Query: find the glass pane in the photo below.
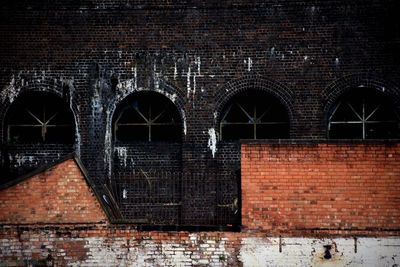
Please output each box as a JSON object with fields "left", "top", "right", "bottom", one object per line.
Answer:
{"left": 366, "top": 122, "right": 400, "bottom": 139}
{"left": 329, "top": 124, "right": 363, "bottom": 139}
{"left": 152, "top": 125, "right": 181, "bottom": 141}
{"left": 257, "top": 124, "right": 289, "bottom": 139}
{"left": 113, "top": 92, "right": 182, "bottom": 142}
{"left": 367, "top": 105, "right": 398, "bottom": 122}
{"left": 6, "top": 92, "right": 75, "bottom": 144}
{"left": 118, "top": 107, "right": 147, "bottom": 123}
{"left": 221, "top": 124, "right": 253, "bottom": 140}
{"left": 46, "top": 126, "right": 75, "bottom": 143}
{"left": 224, "top": 104, "right": 251, "bottom": 123}
{"left": 116, "top": 125, "right": 148, "bottom": 141}
{"left": 8, "top": 109, "right": 39, "bottom": 124}
{"left": 9, "top": 126, "right": 42, "bottom": 143}
{"left": 331, "top": 102, "right": 361, "bottom": 122}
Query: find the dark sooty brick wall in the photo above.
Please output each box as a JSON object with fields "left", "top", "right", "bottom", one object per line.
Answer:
{"left": 0, "top": 0, "right": 399, "bottom": 225}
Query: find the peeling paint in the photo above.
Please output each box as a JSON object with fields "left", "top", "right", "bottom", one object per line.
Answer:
{"left": 117, "top": 79, "right": 137, "bottom": 99}
{"left": 239, "top": 237, "right": 400, "bottom": 267}
{"left": 9, "top": 154, "right": 36, "bottom": 167}
{"left": 207, "top": 128, "right": 217, "bottom": 158}
{"left": 154, "top": 89, "right": 177, "bottom": 103}
{"left": 0, "top": 235, "right": 399, "bottom": 266}
{"left": 0, "top": 75, "right": 20, "bottom": 103}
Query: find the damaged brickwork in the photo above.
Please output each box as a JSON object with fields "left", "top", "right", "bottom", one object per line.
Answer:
{"left": 1, "top": 227, "right": 399, "bottom": 266}
{"left": 0, "top": 0, "right": 400, "bottom": 265}
{"left": 0, "top": 145, "right": 399, "bottom": 265}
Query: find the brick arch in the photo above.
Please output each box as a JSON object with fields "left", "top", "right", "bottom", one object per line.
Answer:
{"left": 103, "top": 79, "right": 187, "bottom": 178}
{"left": 108, "top": 79, "right": 187, "bottom": 133}
{"left": 322, "top": 73, "right": 400, "bottom": 132}
{"left": 0, "top": 78, "right": 79, "bottom": 145}
{"left": 214, "top": 75, "right": 294, "bottom": 135}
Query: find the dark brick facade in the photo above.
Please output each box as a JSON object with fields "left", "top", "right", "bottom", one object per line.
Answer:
{"left": 1, "top": 0, "right": 399, "bottom": 226}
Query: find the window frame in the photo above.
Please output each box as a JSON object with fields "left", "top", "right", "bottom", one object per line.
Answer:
{"left": 5, "top": 92, "right": 75, "bottom": 144}
{"left": 219, "top": 90, "right": 290, "bottom": 141}
{"left": 113, "top": 92, "right": 182, "bottom": 143}
{"left": 328, "top": 88, "right": 400, "bottom": 140}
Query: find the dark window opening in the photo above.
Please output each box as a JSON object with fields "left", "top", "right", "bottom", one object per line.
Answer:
{"left": 5, "top": 92, "right": 75, "bottom": 144}
{"left": 114, "top": 92, "right": 182, "bottom": 142}
{"left": 220, "top": 90, "right": 290, "bottom": 140}
{"left": 328, "top": 88, "right": 400, "bottom": 139}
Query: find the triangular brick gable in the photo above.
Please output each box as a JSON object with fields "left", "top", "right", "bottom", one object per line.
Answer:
{"left": 0, "top": 158, "right": 108, "bottom": 224}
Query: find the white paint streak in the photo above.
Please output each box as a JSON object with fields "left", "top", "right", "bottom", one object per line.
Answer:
{"left": 64, "top": 78, "right": 81, "bottom": 157}
{"left": 181, "top": 109, "right": 187, "bottom": 135}
{"left": 134, "top": 66, "right": 138, "bottom": 90}
{"left": 207, "top": 128, "right": 217, "bottom": 158}
{"left": 122, "top": 189, "right": 127, "bottom": 199}
{"left": 193, "top": 73, "right": 196, "bottom": 97}
{"left": 115, "top": 147, "right": 128, "bottom": 168}
{"left": 244, "top": 57, "right": 253, "bottom": 72}
{"left": 195, "top": 56, "right": 201, "bottom": 75}
{"left": 174, "top": 62, "right": 178, "bottom": 80}
{"left": 104, "top": 109, "right": 113, "bottom": 178}
{"left": 153, "top": 62, "right": 160, "bottom": 91}
{"left": 187, "top": 67, "right": 191, "bottom": 98}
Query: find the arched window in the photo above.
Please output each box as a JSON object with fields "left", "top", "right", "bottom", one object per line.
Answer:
{"left": 220, "top": 90, "right": 289, "bottom": 140}
{"left": 113, "top": 92, "right": 181, "bottom": 142}
{"left": 328, "top": 88, "right": 400, "bottom": 139}
{"left": 5, "top": 92, "right": 75, "bottom": 144}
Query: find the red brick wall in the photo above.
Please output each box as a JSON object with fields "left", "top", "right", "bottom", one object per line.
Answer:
{"left": 0, "top": 159, "right": 107, "bottom": 224}
{"left": 241, "top": 143, "right": 400, "bottom": 233}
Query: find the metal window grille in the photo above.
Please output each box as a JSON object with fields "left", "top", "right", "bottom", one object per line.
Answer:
{"left": 114, "top": 92, "right": 181, "bottom": 142}
{"left": 220, "top": 91, "right": 289, "bottom": 140}
{"left": 111, "top": 170, "right": 240, "bottom": 227}
{"left": 5, "top": 93, "right": 74, "bottom": 144}
{"left": 328, "top": 88, "right": 400, "bottom": 139}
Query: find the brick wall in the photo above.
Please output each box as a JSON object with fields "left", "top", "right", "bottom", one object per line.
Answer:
{"left": 1, "top": 0, "right": 399, "bottom": 186}
{"left": 1, "top": 1, "right": 400, "bottom": 224}
{"left": 0, "top": 158, "right": 106, "bottom": 224}
{"left": 241, "top": 142, "right": 400, "bottom": 233}
{"left": 1, "top": 226, "right": 399, "bottom": 266}
{"left": 0, "top": 146, "right": 400, "bottom": 265}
